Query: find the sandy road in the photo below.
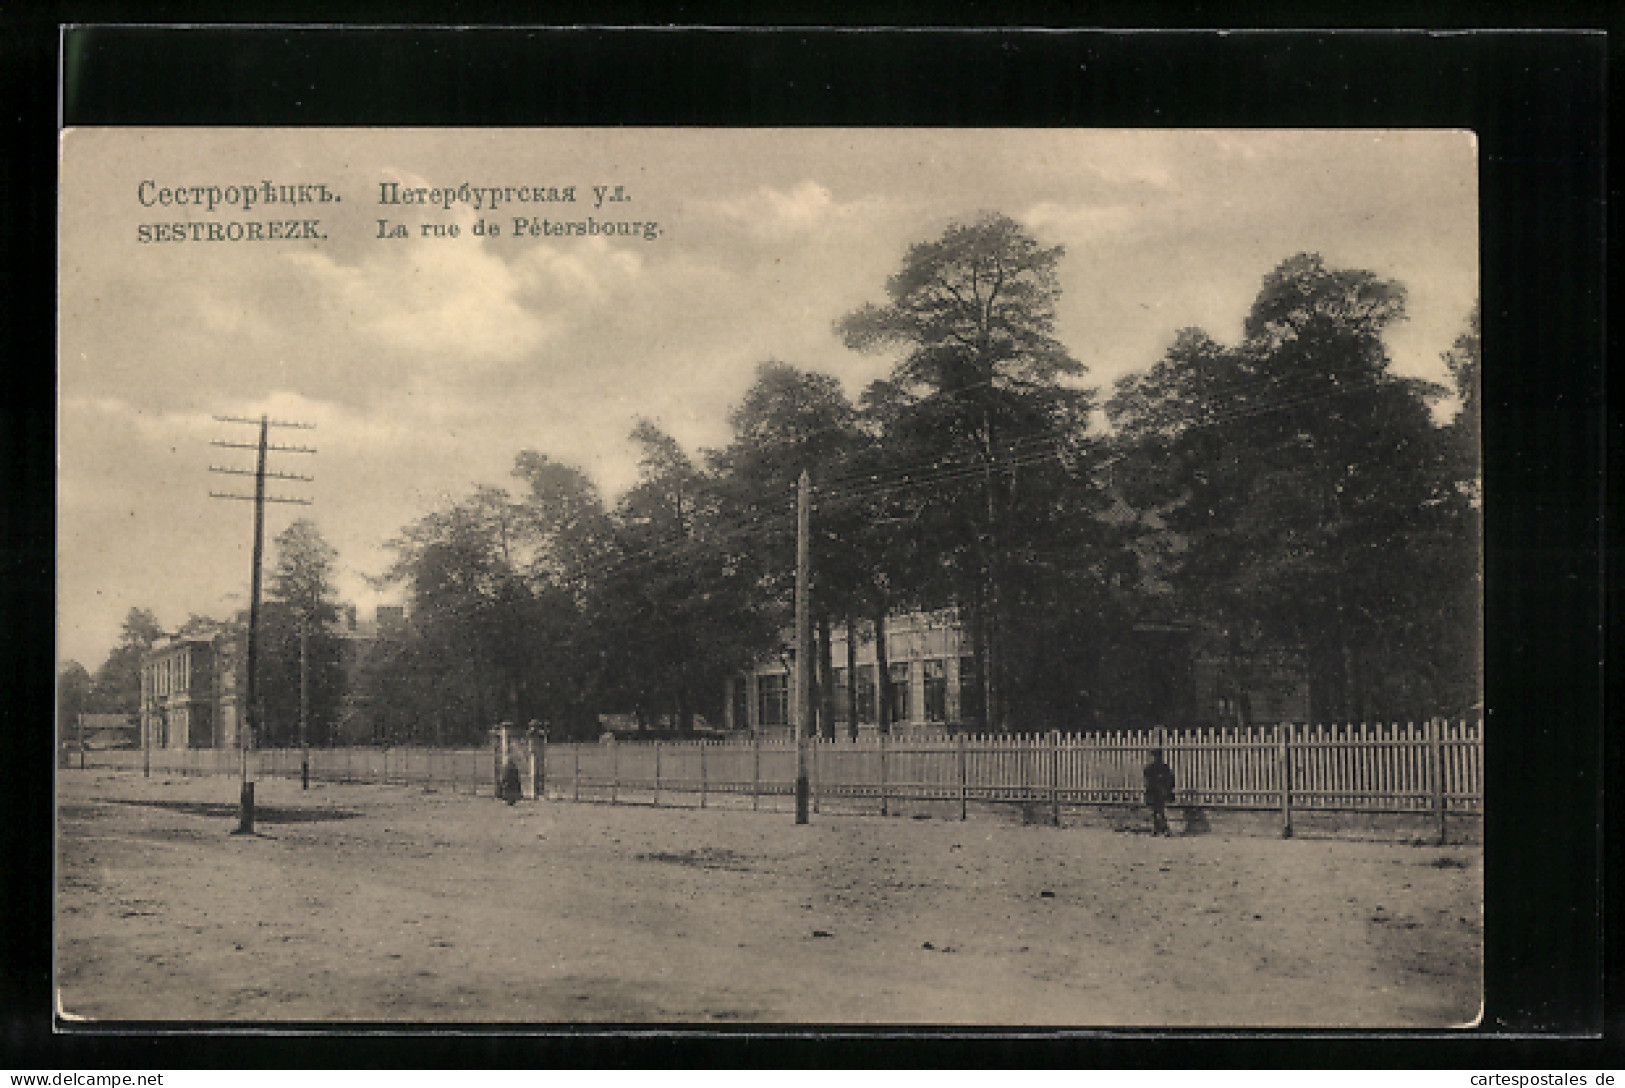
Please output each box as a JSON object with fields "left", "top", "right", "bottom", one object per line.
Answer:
{"left": 55, "top": 769, "right": 1481, "bottom": 1026}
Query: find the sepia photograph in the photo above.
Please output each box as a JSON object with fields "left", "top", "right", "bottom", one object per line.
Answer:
{"left": 56, "top": 126, "right": 1484, "bottom": 1028}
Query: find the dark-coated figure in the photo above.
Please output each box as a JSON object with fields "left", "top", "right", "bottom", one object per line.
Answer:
{"left": 1143, "top": 748, "right": 1176, "bottom": 836}
{"left": 500, "top": 759, "right": 524, "bottom": 805}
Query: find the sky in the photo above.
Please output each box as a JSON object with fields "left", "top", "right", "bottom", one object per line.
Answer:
{"left": 57, "top": 128, "right": 1478, "bottom": 671}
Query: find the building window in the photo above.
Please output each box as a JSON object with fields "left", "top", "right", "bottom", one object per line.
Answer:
{"left": 888, "top": 661, "right": 910, "bottom": 725}
{"left": 757, "top": 673, "right": 788, "bottom": 729}
{"left": 832, "top": 667, "right": 850, "bottom": 723}
{"left": 923, "top": 659, "right": 948, "bottom": 723}
{"left": 959, "top": 655, "right": 984, "bottom": 727}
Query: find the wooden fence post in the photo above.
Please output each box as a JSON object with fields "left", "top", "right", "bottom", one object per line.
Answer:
{"left": 752, "top": 732, "right": 761, "bottom": 811}
{"left": 573, "top": 742, "right": 581, "bottom": 803}
{"left": 699, "top": 740, "right": 708, "bottom": 809}
{"left": 1428, "top": 716, "right": 1447, "bottom": 845}
{"left": 1278, "top": 722, "right": 1294, "bottom": 839}
{"left": 654, "top": 741, "right": 662, "bottom": 807}
{"left": 879, "top": 732, "right": 889, "bottom": 817}
{"left": 1050, "top": 729, "right": 1062, "bottom": 827}
{"left": 957, "top": 732, "right": 968, "bottom": 821}
{"left": 811, "top": 739, "right": 820, "bottom": 815}
{"left": 610, "top": 736, "right": 619, "bottom": 805}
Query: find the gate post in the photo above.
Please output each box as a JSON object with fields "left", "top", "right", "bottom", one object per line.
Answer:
{"left": 493, "top": 724, "right": 509, "bottom": 799}
{"left": 958, "top": 731, "right": 968, "bottom": 821}
{"left": 878, "top": 732, "right": 889, "bottom": 817}
{"left": 1278, "top": 722, "right": 1294, "bottom": 839}
{"left": 1050, "top": 729, "right": 1062, "bottom": 827}
{"left": 1428, "top": 716, "right": 1447, "bottom": 845}
{"left": 528, "top": 725, "right": 541, "bottom": 801}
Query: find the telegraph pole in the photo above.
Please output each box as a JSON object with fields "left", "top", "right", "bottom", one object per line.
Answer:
{"left": 211, "top": 414, "right": 315, "bottom": 833}
{"left": 794, "top": 469, "right": 812, "bottom": 824}
{"left": 300, "top": 620, "right": 310, "bottom": 790}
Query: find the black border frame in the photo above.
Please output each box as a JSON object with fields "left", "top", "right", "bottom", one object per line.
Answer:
{"left": 4, "top": 17, "right": 1611, "bottom": 1069}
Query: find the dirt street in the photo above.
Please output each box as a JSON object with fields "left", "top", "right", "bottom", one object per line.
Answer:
{"left": 55, "top": 769, "right": 1482, "bottom": 1026}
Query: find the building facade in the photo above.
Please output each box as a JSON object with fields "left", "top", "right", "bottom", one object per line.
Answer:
{"left": 731, "top": 609, "right": 1310, "bottom": 736}
{"left": 140, "top": 634, "right": 242, "bottom": 750}
{"left": 136, "top": 606, "right": 410, "bottom": 751}
{"left": 728, "top": 610, "right": 975, "bottom": 735}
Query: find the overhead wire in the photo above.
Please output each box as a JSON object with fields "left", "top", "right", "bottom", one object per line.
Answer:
{"left": 394, "top": 364, "right": 1417, "bottom": 597}
{"left": 813, "top": 368, "right": 1400, "bottom": 507}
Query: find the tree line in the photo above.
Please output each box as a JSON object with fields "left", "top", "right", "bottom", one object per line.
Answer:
{"left": 59, "top": 214, "right": 1481, "bottom": 744}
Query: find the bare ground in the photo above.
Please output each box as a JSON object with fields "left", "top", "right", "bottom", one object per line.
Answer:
{"left": 55, "top": 768, "right": 1482, "bottom": 1027}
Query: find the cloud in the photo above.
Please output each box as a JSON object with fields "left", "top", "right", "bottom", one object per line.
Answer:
{"left": 1022, "top": 201, "right": 1146, "bottom": 241}
{"left": 287, "top": 234, "right": 559, "bottom": 370}
{"left": 691, "top": 180, "right": 894, "bottom": 242}
{"left": 510, "top": 235, "right": 647, "bottom": 308}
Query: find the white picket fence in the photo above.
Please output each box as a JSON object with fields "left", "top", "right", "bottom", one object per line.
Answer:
{"left": 84, "top": 745, "right": 498, "bottom": 793}
{"left": 543, "top": 721, "right": 1482, "bottom": 829}
{"left": 85, "top": 720, "right": 1481, "bottom": 835}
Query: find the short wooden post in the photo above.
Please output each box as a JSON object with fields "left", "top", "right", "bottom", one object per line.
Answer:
{"left": 699, "top": 741, "right": 708, "bottom": 809}
{"left": 492, "top": 728, "right": 503, "bottom": 798}
{"left": 752, "top": 732, "right": 761, "bottom": 811}
{"left": 654, "top": 741, "right": 662, "bottom": 806}
{"left": 610, "top": 736, "right": 619, "bottom": 805}
{"left": 1278, "top": 722, "right": 1294, "bottom": 839}
{"left": 78, "top": 713, "right": 85, "bottom": 770}
{"left": 957, "top": 732, "right": 968, "bottom": 821}
{"left": 1048, "top": 730, "right": 1064, "bottom": 825}
{"left": 573, "top": 742, "right": 581, "bottom": 803}
{"left": 879, "top": 732, "right": 889, "bottom": 817}
{"left": 1428, "top": 716, "right": 1447, "bottom": 845}
{"left": 529, "top": 729, "right": 541, "bottom": 801}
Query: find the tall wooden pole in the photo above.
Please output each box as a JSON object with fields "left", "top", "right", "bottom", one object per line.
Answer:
{"left": 209, "top": 412, "right": 315, "bottom": 832}
{"left": 299, "top": 620, "right": 310, "bottom": 789}
{"left": 238, "top": 416, "right": 268, "bottom": 832}
{"left": 794, "top": 469, "right": 811, "bottom": 824}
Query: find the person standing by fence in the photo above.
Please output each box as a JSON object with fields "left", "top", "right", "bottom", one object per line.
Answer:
{"left": 500, "top": 759, "right": 523, "bottom": 805}
{"left": 1144, "top": 748, "right": 1175, "bottom": 837}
